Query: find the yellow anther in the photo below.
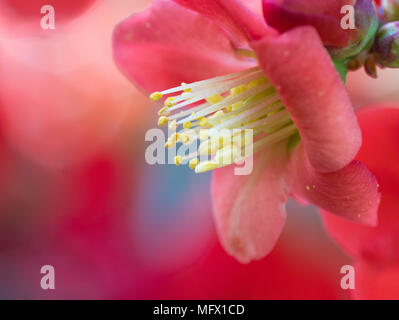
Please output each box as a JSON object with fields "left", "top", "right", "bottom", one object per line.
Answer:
{"left": 169, "top": 119, "right": 178, "bottom": 130}
{"left": 230, "top": 85, "right": 247, "bottom": 96}
{"left": 181, "top": 83, "right": 191, "bottom": 92}
{"left": 158, "top": 106, "right": 171, "bottom": 116}
{"left": 199, "top": 139, "right": 219, "bottom": 155}
{"left": 165, "top": 133, "right": 178, "bottom": 148}
{"left": 248, "top": 78, "right": 268, "bottom": 89}
{"left": 215, "top": 145, "right": 240, "bottom": 165}
{"left": 164, "top": 97, "right": 175, "bottom": 107}
{"left": 165, "top": 141, "right": 172, "bottom": 148}
{"left": 174, "top": 155, "right": 183, "bottom": 166}
{"left": 206, "top": 94, "right": 223, "bottom": 104}
{"left": 179, "top": 133, "right": 190, "bottom": 144}
{"left": 171, "top": 132, "right": 179, "bottom": 141}
{"left": 198, "top": 140, "right": 213, "bottom": 155}
{"left": 158, "top": 116, "right": 169, "bottom": 127}
{"left": 232, "top": 101, "right": 244, "bottom": 110}
{"left": 150, "top": 92, "right": 163, "bottom": 101}
{"left": 225, "top": 105, "right": 233, "bottom": 112}
{"left": 183, "top": 121, "right": 192, "bottom": 129}
{"left": 189, "top": 158, "right": 199, "bottom": 170}
{"left": 194, "top": 161, "right": 219, "bottom": 173}
{"left": 200, "top": 118, "right": 210, "bottom": 128}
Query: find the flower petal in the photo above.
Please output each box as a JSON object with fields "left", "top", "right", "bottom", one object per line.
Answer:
{"left": 173, "top": 0, "right": 270, "bottom": 44}
{"left": 291, "top": 144, "right": 380, "bottom": 226}
{"left": 322, "top": 106, "right": 399, "bottom": 264}
{"left": 262, "top": 0, "right": 353, "bottom": 47}
{"left": 251, "top": 26, "right": 362, "bottom": 173}
{"left": 211, "top": 142, "right": 292, "bottom": 264}
{"left": 113, "top": 0, "right": 255, "bottom": 93}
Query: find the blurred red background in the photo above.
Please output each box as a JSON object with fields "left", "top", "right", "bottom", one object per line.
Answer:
{"left": 0, "top": 0, "right": 398, "bottom": 300}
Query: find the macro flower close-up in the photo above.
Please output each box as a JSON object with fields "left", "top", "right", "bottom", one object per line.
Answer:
{"left": 113, "top": 0, "right": 382, "bottom": 264}
{"left": 1, "top": 0, "right": 399, "bottom": 305}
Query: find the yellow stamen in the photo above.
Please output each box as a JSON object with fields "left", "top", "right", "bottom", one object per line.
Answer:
{"left": 165, "top": 133, "right": 178, "bottom": 148}
{"left": 165, "top": 97, "right": 175, "bottom": 107}
{"left": 183, "top": 121, "right": 192, "bottom": 129}
{"left": 150, "top": 92, "right": 163, "bottom": 101}
{"left": 206, "top": 94, "right": 223, "bottom": 104}
{"left": 181, "top": 83, "right": 191, "bottom": 92}
{"left": 169, "top": 119, "right": 178, "bottom": 130}
{"left": 174, "top": 155, "right": 183, "bottom": 166}
{"left": 215, "top": 145, "right": 240, "bottom": 165}
{"left": 248, "top": 78, "right": 268, "bottom": 89}
{"left": 158, "top": 106, "right": 170, "bottom": 116}
{"left": 195, "top": 161, "right": 219, "bottom": 173}
{"left": 189, "top": 158, "right": 199, "bottom": 170}
{"left": 232, "top": 101, "right": 244, "bottom": 110}
{"left": 158, "top": 116, "right": 169, "bottom": 127}
{"left": 210, "top": 110, "right": 224, "bottom": 119}
{"left": 180, "top": 134, "right": 191, "bottom": 144}
{"left": 231, "top": 85, "right": 247, "bottom": 96}
{"left": 200, "top": 118, "right": 210, "bottom": 128}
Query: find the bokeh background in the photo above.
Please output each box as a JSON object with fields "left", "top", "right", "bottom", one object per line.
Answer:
{"left": 0, "top": 0, "right": 398, "bottom": 299}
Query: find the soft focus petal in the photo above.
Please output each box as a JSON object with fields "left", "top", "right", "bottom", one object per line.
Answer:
{"left": 353, "top": 261, "right": 399, "bottom": 299}
{"left": 0, "top": 1, "right": 146, "bottom": 168}
{"left": 323, "top": 107, "right": 399, "bottom": 264}
{"left": 113, "top": 0, "right": 254, "bottom": 93}
{"left": 291, "top": 144, "right": 380, "bottom": 226}
{"left": 262, "top": 0, "right": 353, "bottom": 47}
{"left": 1, "top": 0, "right": 96, "bottom": 20}
{"left": 211, "top": 142, "right": 292, "bottom": 264}
{"left": 252, "top": 26, "right": 362, "bottom": 173}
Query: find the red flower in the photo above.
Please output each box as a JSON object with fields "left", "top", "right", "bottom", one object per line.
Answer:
{"left": 113, "top": 0, "right": 380, "bottom": 263}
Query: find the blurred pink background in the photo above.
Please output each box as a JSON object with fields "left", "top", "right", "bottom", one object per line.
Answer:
{"left": 0, "top": 0, "right": 398, "bottom": 299}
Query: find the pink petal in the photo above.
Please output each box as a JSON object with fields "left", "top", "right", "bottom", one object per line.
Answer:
{"left": 113, "top": 0, "right": 255, "bottom": 93}
{"left": 251, "top": 26, "right": 362, "bottom": 173}
{"left": 291, "top": 144, "right": 380, "bottom": 226}
{"left": 322, "top": 106, "right": 399, "bottom": 264}
{"left": 262, "top": 0, "right": 353, "bottom": 47}
{"left": 211, "top": 142, "right": 292, "bottom": 263}
{"left": 173, "top": 0, "right": 270, "bottom": 44}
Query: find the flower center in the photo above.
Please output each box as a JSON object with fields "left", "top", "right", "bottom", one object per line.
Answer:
{"left": 150, "top": 67, "right": 298, "bottom": 173}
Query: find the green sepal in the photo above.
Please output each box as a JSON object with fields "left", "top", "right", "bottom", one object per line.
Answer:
{"left": 333, "top": 58, "right": 348, "bottom": 83}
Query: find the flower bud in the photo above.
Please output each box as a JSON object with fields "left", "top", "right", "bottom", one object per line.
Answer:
{"left": 374, "top": 21, "right": 399, "bottom": 68}
{"left": 330, "top": 0, "right": 379, "bottom": 59}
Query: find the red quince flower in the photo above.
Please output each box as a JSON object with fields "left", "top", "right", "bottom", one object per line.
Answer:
{"left": 113, "top": 0, "right": 380, "bottom": 263}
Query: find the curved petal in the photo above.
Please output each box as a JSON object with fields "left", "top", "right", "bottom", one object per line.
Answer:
{"left": 322, "top": 107, "right": 399, "bottom": 264}
{"left": 262, "top": 0, "right": 353, "bottom": 47}
{"left": 211, "top": 142, "right": 292, "bottom": 264}
{"left": 113, "top": 0, "right": 255, "bottom": 93}
{"left": 173, "top": 0, "right": 270, "bottom": 44}
{"left": 251, "top": 26, "right": 362, "bottom": 173}
{"left": 291, "top": 144, "right": 380, "bottom": 226}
